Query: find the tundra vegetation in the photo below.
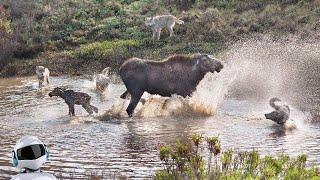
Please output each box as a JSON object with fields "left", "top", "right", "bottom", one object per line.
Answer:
{"left": 0, "top": 0, "right": 319, "bottom": 76}
{"left": 155, "top": 133, "right": 320, "bottom": 179}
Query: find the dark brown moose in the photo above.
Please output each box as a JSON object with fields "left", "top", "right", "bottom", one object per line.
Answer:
{"left": 119, "top": 53, "right": 224, "bottom": 117}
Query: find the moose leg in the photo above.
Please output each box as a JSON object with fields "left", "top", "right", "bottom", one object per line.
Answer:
{"left": 68, "top": 104, "right": 75, "bottom": 116}
{"left": 126, "top": 91, "right": 144, "bottom": 117}
{"left": 121, "top": 90, "right": 146, "bottom": 104}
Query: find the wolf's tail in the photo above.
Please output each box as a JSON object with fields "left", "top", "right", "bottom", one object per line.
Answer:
{"left": 174, "top": 17, "right": 184, "bottom": 24}
{"left": 269, "top": 97, "right": 282, "bottom": 110}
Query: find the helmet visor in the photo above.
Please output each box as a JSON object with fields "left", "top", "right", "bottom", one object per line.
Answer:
{"left": 17, "top": 144, "right": 46, "bottom": 160}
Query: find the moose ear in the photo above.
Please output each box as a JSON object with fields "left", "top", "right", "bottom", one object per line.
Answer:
{"left": 207, "top": 55, "right": 215, "bottom": 60}
{"left": 192, "top": 59, "right": 200, "bottom": 71}
{"left": 192, "top": 53, "right": 202, "bottom": 59}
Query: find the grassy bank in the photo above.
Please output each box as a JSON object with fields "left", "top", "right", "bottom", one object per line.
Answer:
{"left": 0, "top": 0, "right": 319, "bottom": 77}
{"left": 155, "top": 134, "right": 320, "bottom": 179}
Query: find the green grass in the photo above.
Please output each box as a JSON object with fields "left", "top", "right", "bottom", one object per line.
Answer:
{"left": 73, "top": 39, "right": 141, "bottom": 60}
{"left": 155, "top": 133, "right": 320, "bottom": 180}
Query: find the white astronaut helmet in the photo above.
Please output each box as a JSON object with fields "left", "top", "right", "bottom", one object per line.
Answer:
{"left": 12, "top": 136, "right": 49, "bottom": 171}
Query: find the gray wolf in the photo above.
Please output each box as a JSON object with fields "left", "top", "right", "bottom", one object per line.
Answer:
{"left": 95, "top": 67, "right": 110, "bottom": 92}
{"left": 49, "top": 87, "right": 98, "bottom": 116}
{"left": 265, "top": 97, "right": 290, "bottom": 124}
{"left": 119, "top": 53, "right": 223, "bottom": 116}
{"left": 145, "top": 15, "right": 184, "bottom": 41}
{"left": 36, "top": 66, "right": 50, "bottom": 88}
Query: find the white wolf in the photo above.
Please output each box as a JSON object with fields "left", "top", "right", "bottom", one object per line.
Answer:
{"left": 95, "top": 67, "right": 111, "bottom": 92}
{"left": 145, "top": 15, "right": 184, "bottom": 41}
{"left": 36, "top": 66, "right": 50, "bottom": 89}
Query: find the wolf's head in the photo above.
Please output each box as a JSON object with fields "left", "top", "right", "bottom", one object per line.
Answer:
{"left": 49, "top": 87, "right": 65, "bottom": 97}
{"left": 145, "top": 17, "right": 154, "bottom": 26}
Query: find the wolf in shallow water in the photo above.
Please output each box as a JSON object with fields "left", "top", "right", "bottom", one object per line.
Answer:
{"left": 265, "top": 97, "right": 290, "bottom": 124}
{"left": 145, "top": 15, "right": 184, "bottom": 42}
{"left": 36, "top": 66, "right": 50, "bottom": 88}
{"left": 95, "top": 67, "right": 111, "bottom": 92}
{"left": 49, "top": 87, "right": 98, "bottom": 116}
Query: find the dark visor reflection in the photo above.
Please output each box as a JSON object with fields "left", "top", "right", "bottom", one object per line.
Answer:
{"left": 17, "top": 144, "right": 45, "bottom": 160}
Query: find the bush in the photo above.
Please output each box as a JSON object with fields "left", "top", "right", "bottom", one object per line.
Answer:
{"left": 155, "top": 134, "right": 320, "bottom": 180}
{"left": 258, "top": 4, "right": 282, "bottom": 30}
{"left": 73, "top": 39, "right": 141, "bottom": 62}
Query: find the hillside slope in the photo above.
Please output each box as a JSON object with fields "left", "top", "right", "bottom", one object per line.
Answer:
{"left": 0, "top": 0, "right": 319, "bottom": 77}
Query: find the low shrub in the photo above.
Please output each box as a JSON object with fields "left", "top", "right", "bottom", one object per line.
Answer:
{"left": 73, "top": 39, "right": 141, "bottom": 61}
{"left": 155, "top": 134, "right": 320, "bottom": 180}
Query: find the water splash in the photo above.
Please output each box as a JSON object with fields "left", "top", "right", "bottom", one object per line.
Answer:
{"left": 225, "top": 36, "right": 320, "bottom": 107}
{"left": 105, "top": 35, "right": 320, "bottom": 118}
{"left": 188, "top": 35, "right": 320, "bottom": 115}
{"left": 188, "top": 60, "right": 241, "bottom": 115}
{"left": 137, "top": 95, "right": 185, "bottom": 117}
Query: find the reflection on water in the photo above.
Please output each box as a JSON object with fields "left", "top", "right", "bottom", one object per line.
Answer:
{"left": 0, "top": 76, "right": 319, "bottom": 179}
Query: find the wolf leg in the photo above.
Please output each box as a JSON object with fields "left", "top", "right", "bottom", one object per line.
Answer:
{"left": 168, "top": 25, "right": 174, "bottom": 37}
{"left": 156, "top": 29, "right": 161, "bottom": 40}
{"left": 82, "top": 104, "right": 94, "bottom": 115}
{"left": 90, "top": 105, "right": 98, "bottom": 113}
{"left": 152, "top": 30, "right": 157, "bottom": 42}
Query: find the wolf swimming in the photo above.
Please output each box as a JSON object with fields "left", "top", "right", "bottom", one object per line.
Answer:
{"left": 265, "top": 97, "right": 290, "bottom": 124}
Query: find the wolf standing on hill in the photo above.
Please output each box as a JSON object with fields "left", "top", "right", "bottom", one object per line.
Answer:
{"left": 145, "top": 15, "right": 184, "bottom": 42}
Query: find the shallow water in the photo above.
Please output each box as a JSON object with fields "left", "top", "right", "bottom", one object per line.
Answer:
{"left": 1, "top": 37, "right": 320, "bottom": 179}
{"left": 0, "top": 76, "right": 319, "bottom": 179}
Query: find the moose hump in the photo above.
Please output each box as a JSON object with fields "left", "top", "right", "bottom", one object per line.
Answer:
{"left": 119, "top": 53, "right": 224, "bottom": 116}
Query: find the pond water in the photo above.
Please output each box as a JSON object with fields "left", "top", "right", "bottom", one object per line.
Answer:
{"left": 0, "top": 75, "right": 319, "bottom": 179}
{"left": 0, "top": 38, "right": 319, "bottom": 179}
